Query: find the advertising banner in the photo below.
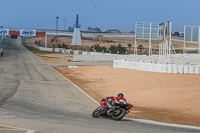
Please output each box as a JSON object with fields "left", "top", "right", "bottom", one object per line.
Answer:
{"left": 20, "top": 29, "right": 36, "bottom": 37}
{"left": 0, "top": 29, "right": 9, "bottom": 35}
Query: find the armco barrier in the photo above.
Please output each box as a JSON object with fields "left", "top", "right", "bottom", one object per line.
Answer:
{"left": 113, "top": 60, "right": 200, "bottom": 74}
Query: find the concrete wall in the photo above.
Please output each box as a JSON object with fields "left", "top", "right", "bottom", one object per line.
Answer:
{"left": 73, "top": 54, "right": 139, "bottom": 61}
{"left": 74, "top": 52, "right": 200, "bottom": 65}
{"left": 113, "top": 60, "right": 200, "bottom": 74}
{"left": 33, "top": 44, "right": 61, "bottom": 52}
{"left": 33, "top": 44, "right": 81, "bottom": 54}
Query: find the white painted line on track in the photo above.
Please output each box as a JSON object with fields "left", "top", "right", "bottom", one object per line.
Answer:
{"left": 22, "top": 41, "right": 200, "bottom": 130}
{"left": 0, "top": 125, "right": 35, "bottom": 133}
{"left": 125, "top": 118, "right": 200, "bottom": 130}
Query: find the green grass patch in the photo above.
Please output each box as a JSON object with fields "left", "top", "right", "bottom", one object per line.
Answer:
{"left": 21, "top": 37, "right": 30, "bottom": 47}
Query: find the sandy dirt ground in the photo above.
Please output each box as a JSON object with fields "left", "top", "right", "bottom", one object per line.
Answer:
{"left": 28, "top": 36, "right": 198, "bottom": 50}
{"left": 37, "top": 53, "right": 73, "bottom": 63}
{"left": 52, "top": 65, "right": 200, "bottom": 126}
{"left": 26, "top": 36, "right": 188, "bottom": 48}
{"left": 27, "top": 36, "right": 164, "bottom": 49}
{"left": 37, "top": 53, "right": 200, "bottom": 126}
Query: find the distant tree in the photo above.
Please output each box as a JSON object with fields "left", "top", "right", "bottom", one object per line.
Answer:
{"left": 117, "top": 44, "right": 126, "bottom": 54}
{"left": 87, "top": 27, "right": 101, "bottom": 32}
{"left": 108, "top": 45, "right": 117, "bottom": 54}
{"left": 94, "top": 27, "right": 101, "bottom": 32}
{"left": 68, "top": 26, "right": 74, "bottom": 32}
{"left": 95, "top": 44, "right": 101, "bottom": 52}
{"left": 127, "top": 43, "right": 132, "bottom": 51}
{"left": 101, "top": 46, "right": 107, "bottom": 52}
{"left": 62, "top": 43, "right": 68, "bottom": 49}
{"left": 137, "top": 44, "right": 144, "bottom": 52}
{"left": 91, "top": 44, "right": 107, "bottom": 52}
{"left": 87, "top": 27, "right": 92, "bottom": 30}
{"left": 105, "top": 29, "right": 121, "bottom": 33}
{"left": 58, "top": 43, "right": 62, "bottom": 48}
{"left": 108, "top": 44, "right": 126, "bottom": 54}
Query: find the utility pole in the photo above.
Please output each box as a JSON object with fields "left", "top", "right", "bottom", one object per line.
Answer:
{"left": 56, "top": 16, "right": 59, "bottom": 35}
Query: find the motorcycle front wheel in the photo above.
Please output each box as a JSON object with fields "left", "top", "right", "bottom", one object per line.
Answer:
{"left": 111, "top": 108, "right": 126, "bottom": 121}
{"left": 92, "top": 107, "right": 101, "bottom": 118}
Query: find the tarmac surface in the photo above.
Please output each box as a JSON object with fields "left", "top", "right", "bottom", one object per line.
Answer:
{"left": 0, "top": 37, "right": 199, "bottom": 133}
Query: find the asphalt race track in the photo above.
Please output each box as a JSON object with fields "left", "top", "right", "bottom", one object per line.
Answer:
{"left": 0, "top": 37, "right": 199, "bottom": 133}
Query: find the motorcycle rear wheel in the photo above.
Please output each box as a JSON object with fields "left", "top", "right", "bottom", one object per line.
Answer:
{"left": 111, "top": 108, "right": 126, "bottom": 121}
{"left": 92, "top": 107, "right": 101, "bottom": 118}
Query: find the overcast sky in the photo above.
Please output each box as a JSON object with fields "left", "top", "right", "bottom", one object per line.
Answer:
{"left": 0, "top": 0, "right": 199, "bottom": 32}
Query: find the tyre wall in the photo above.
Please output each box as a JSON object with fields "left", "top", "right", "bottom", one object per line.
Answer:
{"left": 113, "top": 60, "right": 200, "bottom": 74}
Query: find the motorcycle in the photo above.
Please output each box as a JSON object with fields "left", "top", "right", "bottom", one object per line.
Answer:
{"left": 92, "top": 98, "right": 133, "bottom": 120}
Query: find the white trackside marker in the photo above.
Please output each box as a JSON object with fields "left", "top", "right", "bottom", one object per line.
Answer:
{"left": 26, "top": 130, "right": 35, "bottom": 133}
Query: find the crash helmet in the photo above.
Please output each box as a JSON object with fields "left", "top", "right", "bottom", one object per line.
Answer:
{"left": 117, "top": 93, "right": 124, "bottom": 98}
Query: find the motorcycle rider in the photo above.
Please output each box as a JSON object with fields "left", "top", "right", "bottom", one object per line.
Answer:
{"left": 101, "top": 93, "right": 126, "bottom": 114}
{"left": 115, "top": 93, "right": 127, "bottom": 103}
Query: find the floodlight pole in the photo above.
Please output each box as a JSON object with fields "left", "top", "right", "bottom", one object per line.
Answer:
{"left": 134, "top": 36, "right": 137, "bottom": 55}
{"left": 161, "top": 42, "right": 163, "bottom": 63}
{"left": 159, "top": 42, "right": 161, "bottom": 63}
{"left": 191, "top": 26, "right": 193, "bottom": 42}
{"left": 168, "top": 21, "right": 172, "bottom": 64}
{"left": 149, "top": 22, "right": 152, "bottom": 56}
{"left": 198, "top": 26, "right": 200, "bottom": 54}
{"left": 134, "top": 22, "right": 137, "bottom": 55}
{"left": 183, "top": 25, "right": 186, "bottom": 54}
{"left": 45, "top": 33, "right": 47, "bottom": 48}
{"left": 163, "top": 23, "right": 166, "bottom": 56}
{"left": 56, "top": 16, "right": 59, "bottom": 35}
